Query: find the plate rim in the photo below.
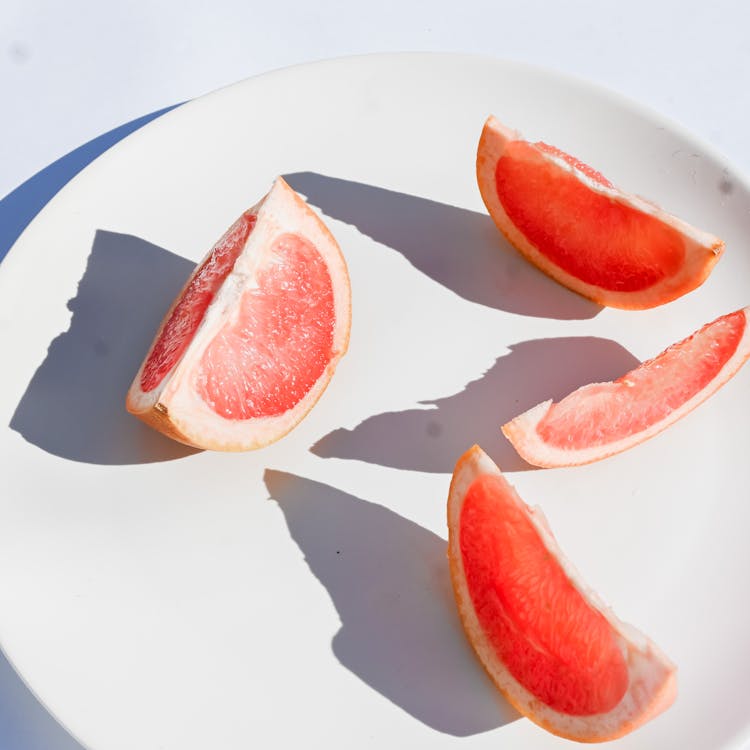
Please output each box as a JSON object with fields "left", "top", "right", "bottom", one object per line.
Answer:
{"left": 2, "top": 50, "right": 748, "bottom": 277}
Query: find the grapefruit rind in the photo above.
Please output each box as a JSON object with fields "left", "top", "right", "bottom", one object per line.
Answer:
{"left": 447, "top": 445, "right": 676, "bottom": 742}
{"left": 503, "top": 307, "right": 750, "bottom": 467}
{"left": 125, "top": 177, "right": 351, "bottom": 451}
{"left": 476, "top": 116, "right": 724, "bottom": 309}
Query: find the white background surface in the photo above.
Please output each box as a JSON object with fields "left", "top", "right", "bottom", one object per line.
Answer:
{"left": 1, "top": 2, "right": 749, "bottom": 749}
{"left": 3, "top": 0, "right": 750, "bottom": 199}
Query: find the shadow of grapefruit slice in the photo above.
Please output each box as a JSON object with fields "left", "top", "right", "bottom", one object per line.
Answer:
{"left": 126, "top": 177, "right": 351, "bottom": 451}
{"left": 448, "top": 445, "right": 676, "bottom": 742}
{"left": 503, "top": 306, "right": 750, "bottom": 467}
{"left": 476, "top": 116, "right": 724, "bottom": 309}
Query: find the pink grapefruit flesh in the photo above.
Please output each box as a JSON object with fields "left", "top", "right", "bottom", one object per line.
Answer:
{"left": 195, "top": 233, "right": 335, "bottom": 420}
{"left": 126, "top": 177, "right": 351, "bottom": 451}
{"left": 448, "top": 445, "right": 676, "bottom": 742}
{"left": 461, "top": 472, "right": 628, "bottom": 715}
{"left": 477, "top": 117, "right": 724, "bottom": 309}
{"left": 503, "top": 307, "right": 750, "bottom": 467}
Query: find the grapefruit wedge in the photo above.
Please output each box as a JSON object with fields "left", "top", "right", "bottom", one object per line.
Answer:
{"left": 503, "top": 306, "right": 750, "bottom": 467}
{"left": 448, "top": 445, "right": 676, "bottom": 742}
{"left": 477, "top": 116, "right": 724, "bottom": 309}
{"left": 126, "top": 177, "right": 351, "bottom": 451}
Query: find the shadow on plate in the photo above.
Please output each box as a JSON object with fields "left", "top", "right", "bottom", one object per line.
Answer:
{"left": 10, "top": 230, "right": 200, "bottom": 464}
{"left": 0, "top": 645, "right": 86, "bottom": 750}
{"left": 0, "top": 105, "right": 179, "bottom": 266}
{"left": 265, "top": 470, "right": 518, "bottom": 736}
{"left": 311, "top": 336, "right": 640, "bottom": 473}
{"left": 284, "top": 171, "right": 601, "bottom": 320}
{"left": 1, "top": 104, "right": 184, "bottom": 750}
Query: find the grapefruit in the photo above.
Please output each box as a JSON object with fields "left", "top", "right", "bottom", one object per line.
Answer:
{"left": 476, "top": 116, "right": 724, "bottom": 309}
{"left": 503, "top": 306, "right": 750, "bottom": 467}
{"left": 448, "top": 445, "right": 676, "bottom": 742}
{"left": 126, "top": 177, "right": 351, "bottom": 451}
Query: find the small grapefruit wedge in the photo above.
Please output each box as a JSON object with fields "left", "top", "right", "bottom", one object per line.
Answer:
{"left": 126, "top": 177, "right": 351, "bottom": 451}
{"left": 448, "top": 445, "right": 676, "bottom": 742}
{"left": 476, "top": 116, "right": 724, "bottom": 309}
{"left": 503, "top": 306, "right": 750, "bottom": 467}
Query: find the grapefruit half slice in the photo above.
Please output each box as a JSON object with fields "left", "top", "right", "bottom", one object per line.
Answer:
{"left": 476, "top": 116, "right": 724, "bottom": 309}
{"left": 126, "top": 177, "right": 351, "bottom": 451}
{"left": 503, "top": 306, "right": 750, "bottom": 467}
{"left": 448, "top": 445, "right": 676, "bottom": 742}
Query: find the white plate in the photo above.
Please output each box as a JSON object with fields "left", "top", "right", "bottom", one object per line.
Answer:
{"left": 1, "top": 54, "right": 749, "bottom": 750}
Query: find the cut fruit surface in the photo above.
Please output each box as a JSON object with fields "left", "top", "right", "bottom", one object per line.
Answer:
{"left": 503, "top": 306, "right": 750, "bottom": 467}
{"left": 476, "top": 116, "right": 724, "bottom": 309}
{"left": 448, "top": 445, "right": 676, "bottom": 742}
{"left": 126, "top": 177, "right": 351, "bottom": 451}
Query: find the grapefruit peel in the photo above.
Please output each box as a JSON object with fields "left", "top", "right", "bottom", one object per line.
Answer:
{"left": 448, "top": 445, "right": 676, "bottom": 742}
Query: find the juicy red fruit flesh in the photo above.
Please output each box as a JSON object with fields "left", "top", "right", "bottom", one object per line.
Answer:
{"left": 195, "top": 233, "right": 335, "bottom": 420}
{"left": 460, "top": 474, "right": 629, "bottom": 715}
{"left": 538, "top": 310, "right": 746, "bottom": 449}
{"left": 140, "top": 212, "right": 257, "bottom": 392}
{"left": 495, "top": 140, "right": 685, "bottom": 292}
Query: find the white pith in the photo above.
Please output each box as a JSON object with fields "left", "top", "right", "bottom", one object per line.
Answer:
{"left": 125, "top": 177, "right": 351, "bottom": 450}
{"left": 447, "top": 446, "right": 676, "bottom": 742}
{"left": 503, "top": 307, "right": 750, "bottom": 467}
{"left": 477, "top": 116, "right": 724, "bottom": 309}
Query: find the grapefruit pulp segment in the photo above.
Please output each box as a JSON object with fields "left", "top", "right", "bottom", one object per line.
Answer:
{"left": 460, "top": 473, "right": 628, "bottom": 715}
{"left": 476, "top": 116, "right": 724, "bottom": 309}
{"left": 126, "top": 177, "right": 351, "bottom": 451}
{"left": 196, "top": 232, "right": 335, "bottom": 420}
{"left": 496, "top": 140, "right": 685, "bottom": 292}
{"left": 448, "top": 446, "right": 676, "bottom": 742}
{"left": 503, "top": 306, "right": 750, "bottom": 467}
